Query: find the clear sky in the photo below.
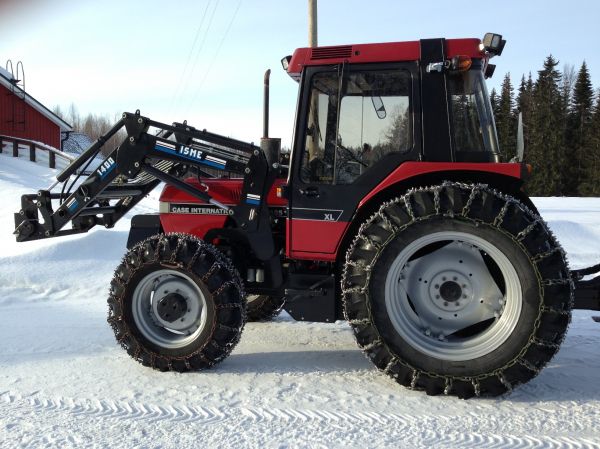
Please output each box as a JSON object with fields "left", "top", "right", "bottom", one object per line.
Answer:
{"left": 1, "top": 0, "right": 599, "bottom": 147}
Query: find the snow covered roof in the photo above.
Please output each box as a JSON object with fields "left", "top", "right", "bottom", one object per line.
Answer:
{"left": 0, "top": 66, "right": 14, "bottom": 80}
{"left": 0, "top": 67, "right": 72, "bottom": 132}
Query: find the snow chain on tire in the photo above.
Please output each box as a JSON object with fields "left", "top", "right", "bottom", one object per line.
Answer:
{"left": 107, "top": 233, "right": 246, "bottom": 372}
{"left": 341, "top": 182, "right": 573, "bottom": 398}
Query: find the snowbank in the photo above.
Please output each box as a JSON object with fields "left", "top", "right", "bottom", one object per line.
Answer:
{"left": 1, "top": 153, "right": 599, "bottom": 449}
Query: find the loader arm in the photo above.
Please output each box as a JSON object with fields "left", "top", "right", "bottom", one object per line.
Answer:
{"left": 14, "top": 111, "right": 276, "bottom": 252}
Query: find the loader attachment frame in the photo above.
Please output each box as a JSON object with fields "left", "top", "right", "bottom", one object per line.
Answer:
{"left": 14, "top": 111, "right": 279, "bottom": 262}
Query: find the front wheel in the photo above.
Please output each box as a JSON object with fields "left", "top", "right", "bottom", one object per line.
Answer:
{"left": 342, "top": 182, "right": 572, "bottom": 397}
{"left": 107, "top": 233, "right": 246, "bottom": 372}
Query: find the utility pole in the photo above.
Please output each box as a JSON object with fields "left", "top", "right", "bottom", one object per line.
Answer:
{"left": 307, "top": 0, "right": 320, "bottom": 165}
{"left": 308, "top": 0, "right": 317, "bottom": 47}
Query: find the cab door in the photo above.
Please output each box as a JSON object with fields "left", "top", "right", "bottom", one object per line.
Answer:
{"left": 288, "top": 63, "right": 420, "bottom": 260}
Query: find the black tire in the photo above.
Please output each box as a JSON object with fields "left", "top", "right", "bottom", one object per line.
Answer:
{"left": 107, "top": 233, "right": 246, "bottom": 372}
{"left": 341, "top": 182, "right": 572, "bottom": 398}
{"left": 246, "top": 295, "right": 284, "bottom": 322}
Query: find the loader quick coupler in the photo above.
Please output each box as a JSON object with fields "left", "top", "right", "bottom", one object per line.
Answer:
{"left": 14, "top": 190, "right": 55, "bottom": 241}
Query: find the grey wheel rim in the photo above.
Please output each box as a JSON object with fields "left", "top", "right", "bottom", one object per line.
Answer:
{"left": 384, "top": 231, "right": 523, "bottom": 361}
{"left": 132, "top": 269, "right": 209, "bottom": 349}
{"left": 247, "top": 295, "right": 263, "bottom": 305}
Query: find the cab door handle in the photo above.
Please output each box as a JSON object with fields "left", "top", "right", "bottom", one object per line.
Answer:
{"left": 299, "top": 186, "right": 320, "bottom": 198}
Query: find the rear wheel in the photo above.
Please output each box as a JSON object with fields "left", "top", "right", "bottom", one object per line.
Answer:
{"left": 108, "top": 233, "right": 246, "bottom": 372}
{"left": 342, "top": 182, "right": 572, "bottom": 397}
{"left": 246, "top": 295, "right": 284, "bottom": 322}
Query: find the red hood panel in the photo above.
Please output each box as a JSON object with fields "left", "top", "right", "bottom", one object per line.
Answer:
{"left": 160, "top": 177, "right": 288, "bottom": 207}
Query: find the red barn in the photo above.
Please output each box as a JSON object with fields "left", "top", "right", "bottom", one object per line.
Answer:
{"left": 0, "top": 66, "right": 71, "bottom": 149}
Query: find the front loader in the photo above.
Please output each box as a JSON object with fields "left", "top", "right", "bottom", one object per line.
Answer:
{"left": 13, "top": 33, "right": 600, "bottom": 398}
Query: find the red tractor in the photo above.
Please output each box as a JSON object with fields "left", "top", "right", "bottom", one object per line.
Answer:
{"left": 14, "top": 33, "right": 600, "bottom": 397}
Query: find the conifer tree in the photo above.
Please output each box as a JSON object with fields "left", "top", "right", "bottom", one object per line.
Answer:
{"left": 516, "top": 74, "right": 534, "bottom": 162}
{"left": 490, "top": 88, "right": 499, "bottom": 117}
{"left": 495, "top": 73, "right": 516, "bottom": 161}
{"left": 527, "top": 56, "right": 566, "bottom": 196}
{"left": 568, "top": 62, "right": 595, "bottom": 194}
{"left": 579, "top": 85, "right": 600, "bottom": 194}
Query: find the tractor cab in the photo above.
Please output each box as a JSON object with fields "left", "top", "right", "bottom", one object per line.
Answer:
{"left": 281, "top": 35, "right": 505, "bottom": 259}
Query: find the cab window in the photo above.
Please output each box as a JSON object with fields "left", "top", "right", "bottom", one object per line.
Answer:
{"left": 301, "top": 69, "right": 412, "bottom": 184}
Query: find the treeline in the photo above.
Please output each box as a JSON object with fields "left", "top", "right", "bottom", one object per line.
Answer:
{"left": 52, "top": 104, "right": 126, "bottom": 156}
{"left": 491, "top": 57, "right": 600, "bottom": 196}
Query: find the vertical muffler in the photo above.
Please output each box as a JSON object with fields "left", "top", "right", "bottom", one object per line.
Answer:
{"left": 260, "top": 69, "right": 281, "bottom": 166}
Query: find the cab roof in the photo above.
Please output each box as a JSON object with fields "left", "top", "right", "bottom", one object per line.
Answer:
{"left": 286, "top": 38, "right": 484, "bottom": 80}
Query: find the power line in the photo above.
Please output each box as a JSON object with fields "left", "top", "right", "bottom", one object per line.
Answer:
{"left": 175, "top": 0, "right": 220, "bottom": 117}
{"left": 184, "top": 0, "right": 242, "bottom": 116}
{"left": 168, "top": 0, "right": 212, "bottom": 116}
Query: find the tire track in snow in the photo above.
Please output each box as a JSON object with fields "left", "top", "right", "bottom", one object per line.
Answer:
{"left": 0, "top": 390, "right": 414, "bottom": 427}
{"left": 2, "top": 391, "right": 599, "bottom": 448}
{"left": 26, "top": 394, "right": 411, "bottom": 427}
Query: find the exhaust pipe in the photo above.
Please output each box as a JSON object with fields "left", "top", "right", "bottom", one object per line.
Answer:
{"left": 261, "top": 69, "right": 281, "bottom": 166}
{"left": 263, "top": 69, "right": 271, "bottom": 139}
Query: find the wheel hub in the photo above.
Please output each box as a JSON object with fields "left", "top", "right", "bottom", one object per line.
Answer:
{"left": 427, "top": 270, "right": 472, "bottom": 313}
{"left": 440, "top": 281, "right": 462, "bottom": 302}
{"left": 131, "top": 269, "right": 209, "bottom": 349}
{"left": 157, "top": 293, "right": 188, "bottom": 323}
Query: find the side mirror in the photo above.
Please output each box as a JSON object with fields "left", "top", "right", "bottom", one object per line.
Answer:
{"left": 371, "top": 96, "right": 387, "bottom": 119}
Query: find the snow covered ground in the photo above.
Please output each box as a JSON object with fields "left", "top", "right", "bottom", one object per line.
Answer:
{"left": 1, "top": 151, "right": 599, "bottom": 449}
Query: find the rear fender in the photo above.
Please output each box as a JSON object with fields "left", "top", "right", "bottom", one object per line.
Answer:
{"left": 336, "top": 164, "right": 530, "bottom": 266}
